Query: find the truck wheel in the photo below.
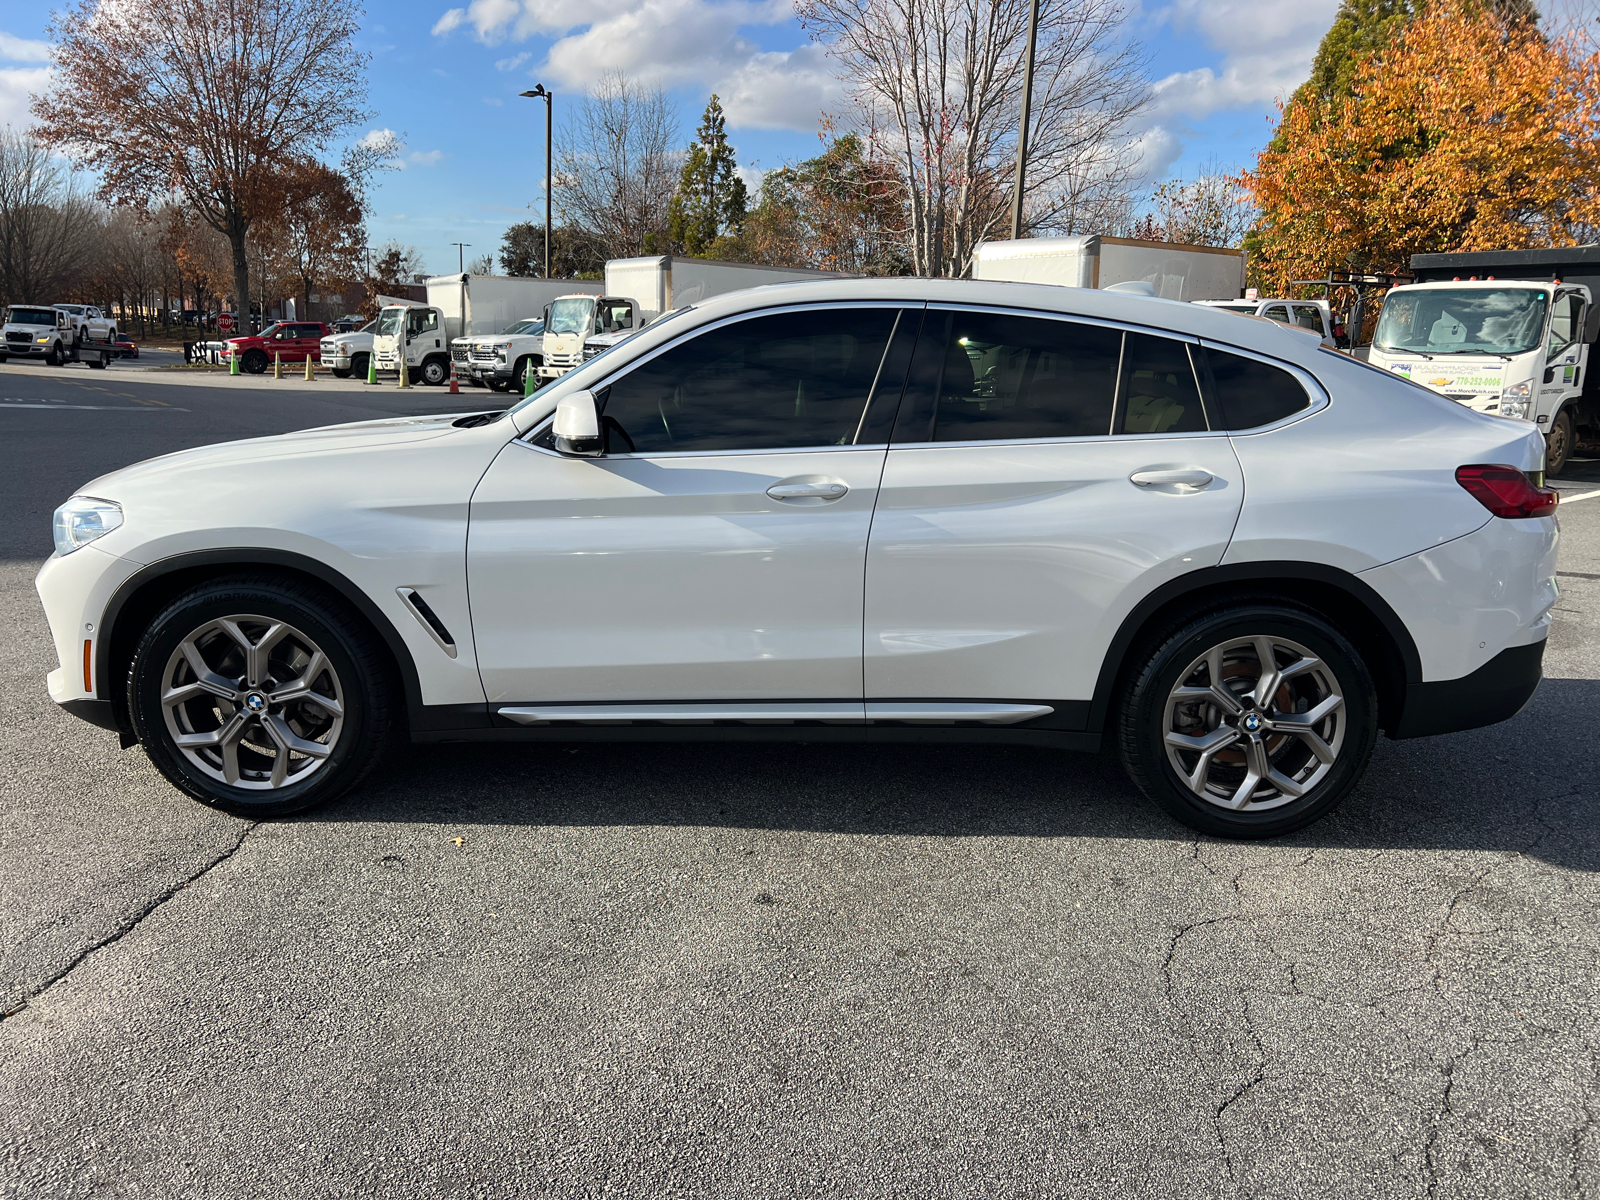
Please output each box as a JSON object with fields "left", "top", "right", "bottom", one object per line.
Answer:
{"left": 72, "top": 326, "right": 83, "bottom": 348}
{"left": 242, "top": 349, "right": 269, "bottom": 375}
{"left": 1546, "top": 410, "right": 1574, "bottom": 477}
{"left": 88, "top": 353, "right": 107, "bottom": 370}
{"left": 420, "top": 357, "right": 448, "bottom": 386}
{"left": 46, "top": 342, "right": 62, "bottom": 367}
{"left": 350, "top": 354, "right": 369, "bottom": 380}
{"left": 513, "top": 357, "right": 538, "bottom": 393}
{"left": 331, "top": 367, "right": 351, "bottom": 379}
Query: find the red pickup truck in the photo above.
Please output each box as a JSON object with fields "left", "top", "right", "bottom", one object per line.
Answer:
{"left": 221, "top": 322, "right": 331, "bottom": 374}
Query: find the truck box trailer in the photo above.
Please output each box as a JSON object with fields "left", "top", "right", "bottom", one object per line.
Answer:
{"left": 424, "top": 273, "right": 603, "bottom": 339}
{"left": 973, "top": 235, "right": 1247, "bottom": 301}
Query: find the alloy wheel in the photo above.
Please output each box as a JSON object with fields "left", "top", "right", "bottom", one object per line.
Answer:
{"left": 1162, "top": 635, "right": 1345, "bottom": 812}
{"left": 159, "top": 614, "right": 345, "bottom": 790}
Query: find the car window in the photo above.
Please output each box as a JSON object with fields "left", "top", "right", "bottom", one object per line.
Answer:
{"left": 407, "top": 309, "right": 439, "bottom": 336}
{"left": 1200, "top": 346, "right": 1312, "bottom": 430}
{"left": 1260, "top": 305, "right": 1291, "bottom": 325}
{"left": 892, "top": 310, "right": 1120, "bottom": 443}
{"left": 1291, "top": 305, "right": 1324, "bottom": 333}
{"left": 1118, "top": 333, "right": 1206, "bottom": 434}
{"left": 1548, "top": 294, "right": 1582, "bottom": 358}
{"left": 596, "top": 307, "right": 898, "bottom": 454}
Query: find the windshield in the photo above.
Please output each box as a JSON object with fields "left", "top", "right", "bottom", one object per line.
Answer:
{"left": 1374, "top": 288, "right": 1548, "bottom": 356}
{"left": 547, "top": 298, "right": 595, "bottom": 336}
{"left": 54, "top": 305, "right": 83, "bottom": 316}
{"left": 376, "top": 309, "right": 404, "bottom": 337}
{"left": 506, "top": 319, "right": 544, "bottom": 336}
{"left": 257, "top": 323, "right": 282, "bottom": 339}
{"left": 7, "top": 307, "right": 56, "bottom": 326}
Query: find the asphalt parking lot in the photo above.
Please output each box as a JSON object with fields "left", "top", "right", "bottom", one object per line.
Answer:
{"left": 1, "top": 357, "right": 1597, "bottom": 1198}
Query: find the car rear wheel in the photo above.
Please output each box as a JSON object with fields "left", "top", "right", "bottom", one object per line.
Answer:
{"left": 1118, "top": 602, "right": 1377, "bottom": 838}
{"left": 242, "top": 349, "right": 268, "bottom": 375}
{"left": 128, "top": 576, "right": 395, "bottom": 817}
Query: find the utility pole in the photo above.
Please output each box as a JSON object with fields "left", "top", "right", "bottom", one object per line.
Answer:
{"left": 520, "top": 86, "right": 554, "bottom": 278}
{"left": 1009, "top": 0, "right": 1041, "bottom": 241}
{"left": 451, "top": 242, "right": 471, "bottom": 273}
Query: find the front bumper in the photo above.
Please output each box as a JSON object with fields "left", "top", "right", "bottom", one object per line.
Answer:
{"left": 3, "top": 342, "right": 49, "bottom": 356}
{"left": 35, "top": 545, "right": 145, "bottom": 713}
{"left": 1391, "top": 639, "right": 1545, "bottom": 738}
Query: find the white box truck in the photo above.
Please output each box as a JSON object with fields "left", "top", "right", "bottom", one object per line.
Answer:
{"left": 1366, "top": 247, "right": 1600, "bottom": 475}
{"left": 538, "top": 256, "right": 858, "bottom": 383}
{"left": 425, "top": 274, "right": 604, "bottom": 389}
{"left": 973, "top": 235, "right": 1246, "bottom": 301}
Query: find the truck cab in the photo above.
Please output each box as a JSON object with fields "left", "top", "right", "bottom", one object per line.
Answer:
{"left": 1367, "top": 279, "right": 1597, "bottom": 474}
{"left": 1193, "top": 298, "right": 1342, "bottom": 348}
{"left": 372, "top": 304, "right": 458, "bottom": 386}
{"left": 1, "top": 304, "right": 73, "bottom": 364}
{"left": 538, "top": 295, "right": 642, "bottom": 381}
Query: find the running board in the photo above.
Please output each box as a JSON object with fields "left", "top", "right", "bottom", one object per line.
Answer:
{"left": 496, "top": 702, "right": 1053, "bottom": 726}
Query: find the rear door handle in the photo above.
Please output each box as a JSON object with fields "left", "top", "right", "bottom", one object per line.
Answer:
{"left": 767, "top": 481, "right": 849, "bottom": 501}
{"left": 1130, "top": 468, "right": 1214, "bottom": 489}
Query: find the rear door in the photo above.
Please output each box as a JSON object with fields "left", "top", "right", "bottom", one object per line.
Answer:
{"left": 863, "top": 306, "right": 1244, "bottom": 724}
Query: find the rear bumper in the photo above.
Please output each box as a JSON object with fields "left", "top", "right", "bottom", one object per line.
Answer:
{"left": 1391, "top": 639, "right": 1545, "bottom": 739}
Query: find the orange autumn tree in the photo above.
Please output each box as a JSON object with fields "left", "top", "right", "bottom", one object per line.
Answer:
{"left": 1244, "top": 0, "right": 1600, "bottom": 293}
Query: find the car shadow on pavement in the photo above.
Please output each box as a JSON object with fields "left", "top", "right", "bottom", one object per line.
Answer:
{"left": 306, "top": 677, "right": 1600, "bottom": 872}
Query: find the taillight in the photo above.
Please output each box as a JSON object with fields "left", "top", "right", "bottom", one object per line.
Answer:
{"left": 1455, "top": 464, "right": 1559, "bottom": 518}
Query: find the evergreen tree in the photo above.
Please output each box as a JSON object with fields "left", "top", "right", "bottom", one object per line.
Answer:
{"left": 1301, "top": 0, "right": 1416, "bottom": 103}
{"left": 667, "top": 95, "right": 748, "bottom": 257}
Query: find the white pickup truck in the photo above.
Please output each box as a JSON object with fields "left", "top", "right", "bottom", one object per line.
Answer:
{"left": 51, "top": 303, "right": 116, "bottom": 345}
{"left": 319, "top": 321, "right": 376, "bottom": 379}
{"left": 461, "top": 317, "right": 546, "bottom": 392}
{"left": 1368, "top": 277, "right": 1598, "bottom": 474}
{"left": 1193, "top": 298, "right": 1341, "bottom": 348}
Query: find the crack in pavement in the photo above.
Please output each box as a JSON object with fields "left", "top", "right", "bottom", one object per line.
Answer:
{"left": 0, "top": 820, "right": 257, "bottom": 1024}
{"left": 1214, "top": 990, "right": 1269, "bottom": 1194}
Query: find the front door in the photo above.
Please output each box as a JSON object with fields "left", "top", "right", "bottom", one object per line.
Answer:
{"left": 467, "top": 304, "right": 913, "bottom": 705}
{"left": 864, "top": 306, "right": 1245, "bottom": 719}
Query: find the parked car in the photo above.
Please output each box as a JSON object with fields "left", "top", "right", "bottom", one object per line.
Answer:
{"left": 320, "top": 321, "right": 376, "bottom": 379}
{"left": 220, "top": 321, "right": 331, "bottom": 373}
{"left": 37, "top": 279, "right": 1557, "bottom": 838}
{"left": 51, "top": 303, "right": 116, "bottom": 345}
{"left": 113, "top": 336, "right": 139, "bottom": 360}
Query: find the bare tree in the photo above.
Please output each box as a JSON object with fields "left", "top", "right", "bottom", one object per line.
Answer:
{"left": 554, "top": 72, "right": 683, "bottom": 259}
{"left": 797, "top": 0, "right": 1150, "bottom": 276}
{"left": 33, "top": 0, "right": 370, "bottom": 323}
{"left": 1128, "top": 159, "right": 1258, "bottom": 248}
{"left": 0, "top": 127, "right": 97, "bottom": 308}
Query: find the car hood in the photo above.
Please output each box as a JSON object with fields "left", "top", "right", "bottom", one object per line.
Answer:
{"left": 78, "top": 412, "right": 496, "bottom": 497}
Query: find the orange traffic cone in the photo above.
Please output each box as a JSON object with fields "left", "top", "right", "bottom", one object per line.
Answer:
{"left": 448, "top": 359, "right": 460, "bottom": 394}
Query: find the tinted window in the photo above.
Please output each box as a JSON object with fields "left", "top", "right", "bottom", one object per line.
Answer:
{"left": 1119, "top": 333, "right": 1206, "bottom": 434}
{"left": 893, "top": 311, "right": 1120, "bottom": 442}
{"left": 1291, "top": 305, "right": 1324, "bottom": 333}
{"left": 598, "top": 308, "right": 897, "bottom": 453}
{"left": 1202, "top": 347, "right": 1311, "bottom": 430}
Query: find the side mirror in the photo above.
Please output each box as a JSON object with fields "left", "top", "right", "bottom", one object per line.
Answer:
{"left": 553, "top": 390, "right": 603, "bottom": 456}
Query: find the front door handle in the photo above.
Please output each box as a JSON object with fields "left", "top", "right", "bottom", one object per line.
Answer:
{"left": 767, "top": 480, "right": 849, "bottom": 502}
{"left": 1130, "top": 468, "right": 1214, "bottom": 489}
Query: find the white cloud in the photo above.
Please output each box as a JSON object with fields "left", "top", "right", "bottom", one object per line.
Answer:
{"left": 495, "top": 50, "right": 531, "bottom": 71}
{"left": 1127, "top": 126, "right": 1184, "bottom": 184}
{"left": 432, "top": 8, "right": 467, "bottom": 35}
{"left": 408, "top": 149, "right": 446, "bottom": 166}
{"left": 718, "top": 44, "right": 842, "bottom": 130}
{"left": 0, "top": 34, "right": 52, "bottom": 62}
{"left": 1145, "top": 0, "right": 1338, "bottom": 121}
{"left": 0, "top": 66, "right": 51, "bottom": 127}
{"left": 360, "top": 127, "right": 401, "bottom": 150}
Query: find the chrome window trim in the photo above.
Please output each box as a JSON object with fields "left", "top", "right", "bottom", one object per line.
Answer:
{"left": 1197, "top": 338, "right": 1331, "bottom": 434}
{"left": 924, "top": 300, "right": 1201, "bottom": 344}
{"left": 512, "top": 299, "right": 915, "bottom": 460}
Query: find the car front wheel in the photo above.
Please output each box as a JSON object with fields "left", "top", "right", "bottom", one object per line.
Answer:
{"left": 1118, "top": 602, "right": 1377, "bottom": 838}
{"left": 128, "top": 576, "right": 394, "bottom": 816}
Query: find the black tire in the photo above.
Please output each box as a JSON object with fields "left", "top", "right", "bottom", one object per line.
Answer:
{"left": 128, "top": 576, "right": 396, "bottom": 817}
{"left": 420, "top": 357, "right": 448, "bottom": 386}
{"left": 88, "top": 354, "right": 107, "bottom": 370}
{"left": 1546, "top": 409, "right": 1574, "bottom": 477}
{"left": 351, "top": 353, "right": 370, "bottom": 381}
{"left": 331, "top": 367, "right": 351, "bottom": 379}
{"left": 45, "top": 342, "right": 62, "bottom": 367}
{"left": 1117, "top": 600, "right": 1378, "bottom": 839}
{"left": 242, "top": 349, "right": 269, "bottom": 375}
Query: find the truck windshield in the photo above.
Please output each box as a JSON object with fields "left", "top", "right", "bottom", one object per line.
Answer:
{"left": 505, "top": 319, "right": 544, "bottom": 336}
{"left": 376, "top": 309, "right": 404, "bottom": 337}
{"left": 7, "top": 308, "right": 57, "bottom": 326}
{"left": 547, "top": 298, "right": 595, "bottom": 336}
{"left": 1374, "top": 288, "right": 1548, "bottom": 355}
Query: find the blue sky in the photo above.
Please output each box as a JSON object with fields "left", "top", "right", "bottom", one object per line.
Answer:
{"left": 1, "top": 1, "right": 1361, "bottom": 276}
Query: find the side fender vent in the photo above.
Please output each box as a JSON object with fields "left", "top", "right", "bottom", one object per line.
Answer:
{"left": 397, "top": 587, "right": 458, "bottom": 658}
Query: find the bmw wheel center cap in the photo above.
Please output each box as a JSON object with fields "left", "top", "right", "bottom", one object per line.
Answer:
{"left": 244, "top": 692, "right": 268, "bottom": 714}
{"left": 1241, "top": 713, "right": 1263, "bottom": 734}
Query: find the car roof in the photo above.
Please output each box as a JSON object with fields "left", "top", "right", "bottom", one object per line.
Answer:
{"left": 680, "top": 277, "right": 1323, "bottom": 366}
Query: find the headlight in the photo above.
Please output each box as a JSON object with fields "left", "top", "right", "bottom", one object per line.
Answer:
{"left": 53, "top": 496, "right": 123, "bottom": 556}
{"left": 1499, "top": 380, "right": 1532, "bottom": 420}
{"left": 36, "top": 336, "right": 49, "bottom": 343}
{"left": 337, "top": 343, "right": 350, "bottom": 353}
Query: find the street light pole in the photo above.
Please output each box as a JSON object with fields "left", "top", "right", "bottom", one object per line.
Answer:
{"left": 1009, "top": 0, "right": 1041, "bottom": 241}
{"left": 520, "top": 86, "right": 553, "bottom": 278}
{"left": 451, "top": 242, "right": 471, "bottom": 272}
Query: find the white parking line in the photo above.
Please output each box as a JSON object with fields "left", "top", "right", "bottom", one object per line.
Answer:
{"left": 0, "top": 402, "right": 188, "bottom": 411}
{"left": 1560, "top": 489, "right": 1600, "bottom": 505}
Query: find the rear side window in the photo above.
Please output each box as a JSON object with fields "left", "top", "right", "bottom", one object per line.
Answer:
{"left": 893, "top": 310, "right": 1121, "bottom": 442}
{"left": 1202, "top": 347, "right": 1312, "bottom": 430}
{"left": 1119, "top": 333, "right": 1206, "bottom": 434}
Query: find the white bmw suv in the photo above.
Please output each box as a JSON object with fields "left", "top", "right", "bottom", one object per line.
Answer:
{"left": 36, "top": 280, "right": 1559, "bottom": 838}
